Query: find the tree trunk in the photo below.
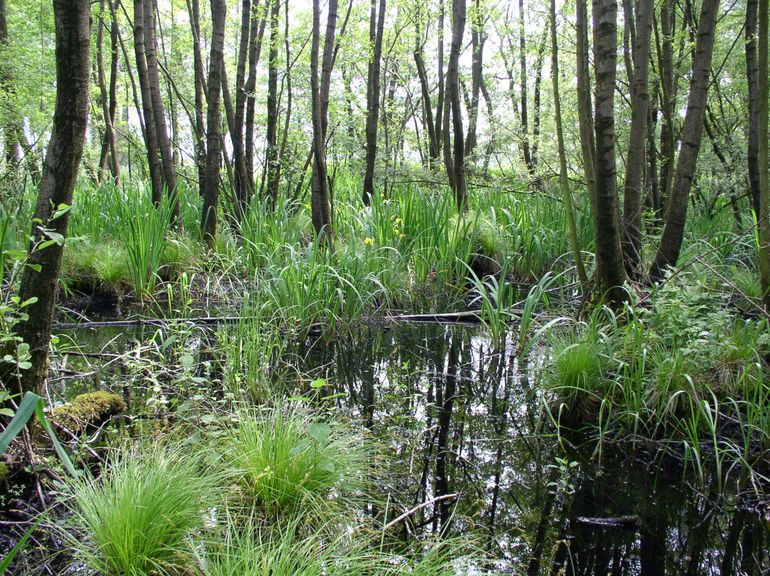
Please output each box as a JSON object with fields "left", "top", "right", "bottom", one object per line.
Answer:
{"left": 201, "top": 0, "right": 226, "bottom": 245}
{"left": 746, "top": 0, "right": 761, "bottom": 219}
{"left": 264, "top": 0, "right": 280, "bottom": 205}
{"left": 518, "top": 0, "right": 533, "bottom": 174}
{"left": 757, "top": 0, "right": 769, "bottom": 310}
{"left": 97, "top": 0, "right": 120, "bottom": 184}
{"left": 9, "top": 0, "right": 90, "bottom": 396}
{"left": 551, "top": 0, "right": 588, "bottom": 288}
{"left": 244, "top": 7, "right": 268, "bottom": 198}
{"left": 656, "top": 0, "right": 676, "bottom": 212}
{"left": 530, "top": 26, "right": 548, "bottom": 172}
{"left": 0, "top": 0, "right": 21, "bottom": 170}
{"left": 592, "top": 0, "right": 627, "bottom": 306}
{"left": 187, "top": 0, "right": 207, "bottom": 195}
{"left": 232, "top": 0, "right": 253, "bottom": 213}
{"left": 142, "top": 0, "right": 177, "bottom": 217}
{"left": 649, "top": 0, "right": 719, "bottom": 281}
{"left": 362, "top": 0, "right": 386, "bottom": 205}
{"left": 414, "top": 14, "right": 437, "bottom": 165}
{"left": 447, "top": 0, "right": 467, "bottom": 211}
{"left": 310, "top": 0, "right": 336, "bottom": 242}
{"left": 133, "top": 0, "right": 163, "bottom": 204}
{"left": 434, "top": 0, "right": 446, "bottom": 163}
{"left": 621, "top": 0, "right": 654, "bottom": 277}
{"left": 576, "top": 0, "right": 596, "bottom": 213}
{"left": 464, "top": 0, "right": 484, "bottom": 161}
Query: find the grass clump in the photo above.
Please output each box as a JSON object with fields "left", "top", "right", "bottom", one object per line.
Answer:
{"left": 68, "top": 440, "right": 223, "bottom": 576}
{"left": 228, "top": 404, "right": 369, "bottom": 516}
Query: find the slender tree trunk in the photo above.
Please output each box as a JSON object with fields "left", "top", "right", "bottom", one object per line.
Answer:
{"left": 97, "top": 0, "right": 120, "bottom": 184}
{"left": 593, "top": 0, "right": 627, "bottom": 305}
{"left": 621, "top": 0, "right": 654, "bottom": 277}
{"left": 518, "top": 0, "right": 533, "bottom": 174}
{"left": 244, "top": 5, "right": 267, "bottom": 195}
{"left": 656, "top": 0, "right": 676, "bottom": 212}
{"left": 435, "top": 0, "right": 446, "bottom": 163}
{"left": 0, "top": 0, "right": 21, "bottom": 170}
{"left": 746, "top": 0, "right": 761, "bottom": 219}
{"left": 447, "top": 0, "right": 467, "bottom": 211}
{"left": 265, "top": 0, "right": 280, "bottom": 205}
{"left": 201, "top": 0, "right": 226, "bottom": 245}
{"left": 414, "top": 21, "right": 437, "bottom": 164}
{"left": 757, "top": 0, "right": 769, "bottom": 310}
{"left": 134, "top": 0, "right": 163, "bottom": 204}
{"left": 143, "top": 0, "right": 177, "bottom": 216}
{"left": 530, "top": 26, "right": 548, "bottom": 172}
{"left": 576, "top": 0, "right": 596, "bottom": 213}
{"left": 310, "top": 0, "right": 336, "bottom": 242}
{"left": 465, "top": 0, "right": 483, "bottom": 161}
{"left": 649, "top": 0, "right": 719, "bottom": 281}
{"left": 187, "top": 0, "right": 206, "bottom": 195}
{"left": 362, "top": 0, "right": 386, "bottom": 205}
{"left": 231, "top": 0, "right": 252, "bottom": 212}
{"left": 9, "top": 0, "right": 90, "bottom": 396}
{"left": 551, "top": 0, "right": 588, "bottom": 288}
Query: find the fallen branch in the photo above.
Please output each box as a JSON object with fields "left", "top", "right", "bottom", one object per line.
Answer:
{"left": 382, "top": 493, "right": 459, "bottom": 531}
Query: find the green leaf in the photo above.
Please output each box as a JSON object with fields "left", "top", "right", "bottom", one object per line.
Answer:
{"left": 0, "top": 392, "right": 39, "bottom": 456}
{"left": 310, "top": 378, "right": 327, "bottom": 389}
{"left": 308, "top": 423, "right": 332, "bottom": 444}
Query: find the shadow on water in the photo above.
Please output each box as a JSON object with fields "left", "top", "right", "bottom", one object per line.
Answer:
{"left": 19, "top": 321, "right": 770, "bottom": 574}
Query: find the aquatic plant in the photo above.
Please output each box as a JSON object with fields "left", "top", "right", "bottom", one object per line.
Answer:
{"left": 68, "top": 440, "right": 223, "bottom": 576}
{"left": 227, "top": 404, "right": 369, "bottom": 517}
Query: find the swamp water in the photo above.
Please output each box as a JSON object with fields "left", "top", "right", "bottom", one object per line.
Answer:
{"left": 9, "top": 321, "right": 770, "bottom": 574}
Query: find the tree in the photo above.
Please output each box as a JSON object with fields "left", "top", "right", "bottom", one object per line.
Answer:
{"left": 649, "top": 0, "right": 720, "bottom": 281}
{"left": 551, "top": 0, "right": 588, "bottom": 288}
{"left": 264, "top": 0, "right": 281, "bottom": 205}
{"left": 757, "top": 0, "right": 769, "bottom": 310}
{"left": 621, "top": 0, "right": 653, "bottom": 278}
{"left": 592, "top": 0, "right": 626, "bottom": 306}
{"left": 201, "top": 0, "right": 226, "bottom": 246}
{"left": 362, "top": 0, "right": 386, "bottom": 206}
{"left": 7, "top": 0, "right": 90, "bottom": 396}
{"left": 310, "top": 0, "right": 337, "bottom": 242}
{"left": 446, "top": 0, "right": 467, "bottom": 211}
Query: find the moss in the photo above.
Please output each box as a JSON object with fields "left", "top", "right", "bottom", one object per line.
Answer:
{"left": 51, "top": 391, "right": 126, "bottom": 435}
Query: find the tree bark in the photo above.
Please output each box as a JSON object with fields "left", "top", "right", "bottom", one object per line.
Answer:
{"left": 187, "top": 0, "right": 207, "bottom": 195}
{"left": 518, "top": 0, "right": 533, "bottom": 175}
{"left": 142, "top": 0, "right": 177, "bottom": 216}
{"left": 97, "top": 0, "right": 121, "bottom": 184}
{"left": 0, "top": 0, "right": 21, "bottom": 169}
{"left": 201, "top": 0, "right": 226, "bottom": 245}
{"left": 133, "top": 0, "right": 163, "bottom": 204}
{"left": 447, "top": 0, "right": 467, "bottom": 211}
{"left": 592, "top": 0, "right": 627, "bottom": 305}
{"left": 464, "top": 0, "right": 484, "bottom": 161}
{"left": 757, "top": 0, "right": 769, "bottom": 310}
{"left": 576, "top": 0, "right": 596, "bottom": 213}
{"left": 746, "top": 0, "right": 761, "bottom": 219}
{"left": 9, "top": 0, "right": 90, "bottom": 396}
{"left": 264, "top": 0, "right": 281, "bottom": 205}
{"left": 244, "top": 7, "right": 268, "bottom": 198}
{"left": 310, "top": 0, "right": 336, "bottom": 242}
{"left": 656, "top": 0, "right": 676, "bottom": 212}
{"left": 362, "top": 0, "right": 386, "bottom": 205}
{"left": 551, "top": 0, "right": 588, "bottom": 288}
{"left": 621, "top": 0, "right": 654, "bottom": 277}
{"left": 414, "top": 12, "right": 437, "bottom": 165}
{"left": 649, "top": 0, "right": 719, "bottom": 281}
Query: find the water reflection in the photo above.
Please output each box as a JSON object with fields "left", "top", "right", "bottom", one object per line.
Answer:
{"left": 54, "top": 321, "right": 769, "bottom": 573}
{"left": 292, "top": 323, "right": 769, "bottom": 574}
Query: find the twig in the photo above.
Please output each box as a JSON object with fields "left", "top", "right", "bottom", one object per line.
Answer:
{"left": 382, "top": 493, "right": 459, "bottom": 531}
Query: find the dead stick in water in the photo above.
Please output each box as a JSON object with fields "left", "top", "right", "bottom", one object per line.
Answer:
{"left": 382, "top": 493, "right": 459, "bottom": 531}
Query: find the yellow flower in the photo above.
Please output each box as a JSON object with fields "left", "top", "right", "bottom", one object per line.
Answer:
{"left": 364, "top": 237, "right": 374, "bottom": 246}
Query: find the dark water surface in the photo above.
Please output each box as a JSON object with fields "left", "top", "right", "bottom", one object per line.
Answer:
{"left": 41, "top": 322, "right": 770, "bottom": 573}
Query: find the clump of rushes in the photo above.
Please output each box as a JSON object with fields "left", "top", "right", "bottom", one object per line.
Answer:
{"left": 197, "top": 516, "right": 367, "bottom": 576}
{"left": 68, "top": 441, "right": 223, "bottom": 576}
{"left": 228, "top": 405, "right": 369, "bottom": 517}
